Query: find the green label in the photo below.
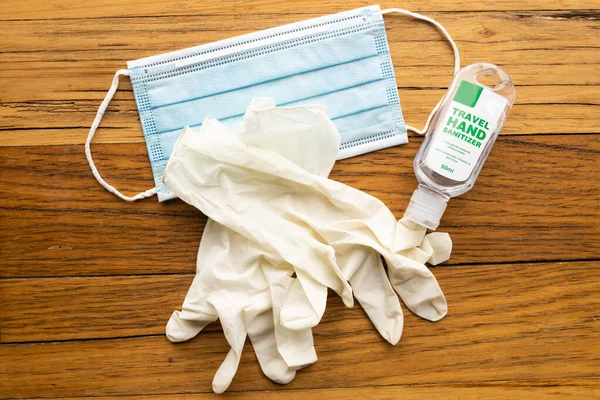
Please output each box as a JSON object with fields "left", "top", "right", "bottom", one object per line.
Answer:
{"left": 453, "top": 80, "right": 483, "bottom": 108}
{"left": 426, "top": 80, "right": 508, "bottom": 181}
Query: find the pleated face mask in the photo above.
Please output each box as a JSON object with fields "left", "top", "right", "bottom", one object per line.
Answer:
{"left": 86, "top": 5, "right": 460, "bottom": 202}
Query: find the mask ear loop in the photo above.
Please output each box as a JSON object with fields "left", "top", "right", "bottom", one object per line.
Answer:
{"left": 85, "top": 69, "right": 157, "bottom": 201}
{"left": 381, "top": 8, "right": 461, "bottom": 135}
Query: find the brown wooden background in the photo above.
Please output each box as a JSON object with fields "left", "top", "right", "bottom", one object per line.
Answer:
{"left": 1, "top": 0, "right": 599, "bottom": 398}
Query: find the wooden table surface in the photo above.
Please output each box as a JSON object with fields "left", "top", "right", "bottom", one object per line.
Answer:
{"left": 1, "top": 0, "right": 599, "bottom": 398}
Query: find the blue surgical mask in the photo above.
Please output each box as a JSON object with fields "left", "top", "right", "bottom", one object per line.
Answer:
{"left": 86, "top": 5, "right": 459, "bottom": 202}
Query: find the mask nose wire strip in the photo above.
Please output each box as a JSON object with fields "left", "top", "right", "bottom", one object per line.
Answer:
{"left": 85, "top": 69, "right": 157, "bottom": 201}
{"left": 381, "top": 8, "right": 461, "bottom": 135}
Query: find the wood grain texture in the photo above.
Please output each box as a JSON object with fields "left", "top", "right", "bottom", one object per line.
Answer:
{"left": 35, "top": 386, "right": 600, "bottom": 400}
{"left": 1, "top": 0, "right": 599, "bottom": 398}
{"left": 1, "top": 134, "right": 598, "bottom": 278}
{"left": 1, "top": 11, "right": 598, "bottom": 146}
{"left": 2, "top": 262, "right": 599, "bottom": 397}
{"left": 0, "top": 0, "right": 597, "bottom": 21}
{"left": 3, "top": 86, "right": 599, "bottom": 147}
{"left": 1, "top": 260, "right": 598, "bottom": 342}
{"left": 1, "top": 64, "right": 597, "bottom": 104}
{"left": 2, "top": 12, "right": 597, "bottom": 56}
{"left": 2, "top": 0, "right": 598, "bottom": 21}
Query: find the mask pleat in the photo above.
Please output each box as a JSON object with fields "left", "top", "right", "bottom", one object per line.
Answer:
{"left": 145, "top": 55, "right": 389, "bottom": 135}
{"left": 136, "top": 26, "right": 384, "bottom": 109}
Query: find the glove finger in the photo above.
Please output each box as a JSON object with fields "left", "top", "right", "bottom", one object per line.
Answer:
{"left": 347, "top": 249, "right": 403, "bottom": 345}
{"left": 276, "top": 324, "right": 317, "bottom": 370}
{"left": 263, "top": 263, "right": 318, "bottom": 369}
{"left": 211, "top": 304, "right": 247, "bottom": 394}
{"left": 166, "top": 310, "right": 217, "bottom": 342}
{"left": 423, "top": 232, "right": 452, "bottom": 265}
{"left": 386, "top": 254, "right": 447, "bottom": 321}
{"left": 167, "top": 273, "right": 218, "bottom": 342}
{"left": 246, "top": 307, "right": 296, "bottom": 384}
{"left": 167, "top": 219, "right": 227, "bottom": 343}
{"left": 280, "top": 271, "right": 326, "bottom": 331}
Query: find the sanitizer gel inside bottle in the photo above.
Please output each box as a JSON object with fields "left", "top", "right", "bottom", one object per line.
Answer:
{"left": 405, "top": 63, "right": 516, "bottom": 230}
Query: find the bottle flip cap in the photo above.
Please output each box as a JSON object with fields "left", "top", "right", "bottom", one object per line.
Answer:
{"left": 404, "top": 187, "right": 448, "bottom": 230}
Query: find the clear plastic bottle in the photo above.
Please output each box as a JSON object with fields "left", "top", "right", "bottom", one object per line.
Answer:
{"left": 405, "top": 63, "right": 516, "bottom": 230}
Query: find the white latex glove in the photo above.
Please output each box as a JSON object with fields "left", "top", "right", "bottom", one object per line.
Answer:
{"left": 166, "top": 219, "right": 317, "bottom": 393}
{"left": 239, "top": 99, "right": 451, "bottom": 342}
{"left": 332, "top": 222, "right": 451, "bottom": 343}
{"left": 167, "top": 100, "right": 340, "bottom": 392}
{"left": 169, "top": 101, "right": 354, "bottom": 330}
{"left": 164, "top": 98, "right": 450, "bottom": 345}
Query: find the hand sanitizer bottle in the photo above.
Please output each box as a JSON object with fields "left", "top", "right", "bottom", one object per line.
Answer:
{"left": 405, "top": 63, "right": 516, "bottom": 230}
